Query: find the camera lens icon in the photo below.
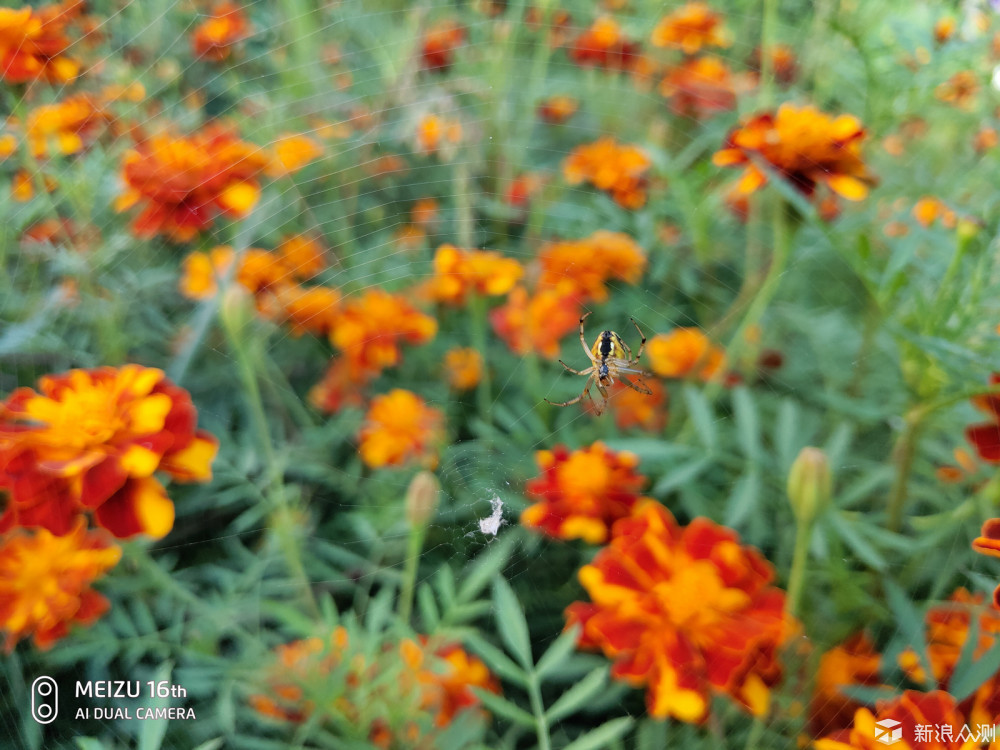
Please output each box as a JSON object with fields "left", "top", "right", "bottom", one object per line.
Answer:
{"left": 31, "top": 676, "right": 58, "bottom": 724}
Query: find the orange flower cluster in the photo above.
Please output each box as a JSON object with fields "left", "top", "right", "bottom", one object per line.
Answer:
{"left": 358, "top": 389, "right": 445, "bottom": 469}
{"left": 588, "top": 379, "right": 668, "bottom": 431}
{"left": 250, "top": 628, "right": 497, "bottom": 747}
{"left": 331, "top": 289, "right": 437, "bottom": 375}
{"left": 936, "top": 71, "right": 978, "bottom": 110}
{"left": 0, "top": 521, "right": 121, "bottom": 650}
{"left": 914, "top": 197, "right": 958, "bottom": 229}
{"left": 810, "top": 632, "right": 884, "bottom": 736}
{"left": 651, "top": 2, "right": 729, "bottom": 55}
{"left": 898, "top": 589, "right": 1000, "bottom": 728}
{"left": 520, "top": 442, "right": 647, "bottom": 544}
{"left": 564, "top": 136, "right": 652, "bottom": 209}
{"left": 416, "top": 113, "right": 462, "bottom": 155}
{"left": 814, "top": 689, "right": 997, "bottom": 749}
{"left": 267, "top": 133, "right": 324, "bottom": 177}
{"left": 0, "top": 366, "right": 218, "bottom": 539}
{"left": 490, "top": 284, "right": 581, "bottom": 359}
{"left": 22, "top": 93, "right": 112, "bottom": 158}
{"left": 537, "top": 230, "right": 647, "bottom": 302}
{"left": 538, "top": 95, "right": 578, "bottom": 124}
{"left": 0, "top": 1, "right": 83, "bottom": 84}
{"left": 116, "top": 124, "right": 270, "bottom": 241}
{"left": 660, "top": 56, "right": 739, "bottom": 119}
{"left": 646, "top": 327, "right": 725, "bottom": 380}
{"left": 444, "top": 347, "right": 483, "bottom": 391}
{"left": 423, "top": 244, "right": 524, "bottom": 305}
{"left": 421, "top": 20, "right": 464, "bottom": 71}
{"left": 568, "top": 16, "right": 641, "bottom": 71}
{"left": 191, "top": 1, "right": 251, "bottom": 61}
{"left": 713, "top": 104, "right": 873, "bottom": 208}
{"left": 565, "top": 501, "right": 796, "bottom": 722}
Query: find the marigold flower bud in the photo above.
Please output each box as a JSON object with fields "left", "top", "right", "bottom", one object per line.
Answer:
{"left": 787, "top": 447, "right": 832, "bottom": 524}
{"left": 405, "top": 471, "right": 440, "bottom": 527}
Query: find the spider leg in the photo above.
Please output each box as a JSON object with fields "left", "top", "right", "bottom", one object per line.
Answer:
{"left": 620, "top": 374, "right": 653, "bottom": 395}
{"left": 558, "top": 360, "right": 590, "bottom": 376}
{"left": 545, "top": 374, "right": 594, "bottom": 408}
{"left": 579, "top": 311, "right": 595, "bottom": 360}
{"left": 620, "top": 339, "right": 633, "bottom": 361}
{"left": 629, "top": 317, "right": 647, "bottom": 361}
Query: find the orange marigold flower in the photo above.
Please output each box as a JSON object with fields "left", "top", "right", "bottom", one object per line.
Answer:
{"left": 404, "top": 637, "right": 501, "bottom": 728}
{"left": 277, "top": 234, "right": 327, "bottom": 278}
{"left": 489, "top": 284, "right": 581, "bottom": 359}
{"left": 713, "top": 104, "right": 873, "bottom": 206}
{"left": 179, "top": 245, "right": 236, "bottom": 300}
{"left": 358, "top": 390, "right": 445, "bottom": 470}
{"left": 272, "top": 284, "right": 341, "bottom": 338}
{"left": 537, "top": 230, "right": 647, "bottom": 302}
{"left": 935, "top": 17, "right": 957, "bottom": 45}
{"left": 234, "top": 248, "right": 294, "bottom": 294}
{"left": 913, "top": 197, "right": 957, "bottom": 229}
{"left": 973, "top": 518, "right": 1000, "bottom": 565}
{"left": 421, "top": 20, "right": 464, "bottom": 71}
{"left": 651, "top": 2, "right": 729, "bottom": 54}
{"left": 267, "top": 133, "right": 323, "bottom": 177}
{"left": 538, "top": 95, "right": 578, "bottom": 124}
{"left": 565, "top": 501, "right": 796, "bottom": 722}
{"left": 330, "top": 289, "right": 437, "bottom": 374}
{"left": 809, "top": 632, "right": 884, "bottom": 737}
{"left": 660, "top": 56, "right": 739, "bottom": 119}
{"left": 568, "top": 16, "right": 641, "bottom": 71}
{"left": 0, "top": 1, "right": 82, "bottom": 84}
{"left": 520, "top": 442, "right": 646, "bottom": 544}
{"left": 191, "top": 1, "right": 251, "bottom": 62}
{"left": 0, "top": 521, "right": 120, "bottom": 650}
{"left": 416, "top": 113, "right": 462, "bottom": 155}
{"left": 25, "top": 93, "right": 109, "bottom": 158}
{"left": 411, "top": 197, "right": 439, "bottom": 226}
{"left": 597, "top": 379, "right": 668, "bottom": 431}
{"left": 308, "top": 357, "right": 375, "bottom": 415}
{"left": 424, "top": 244, "right": 523, "bottom": 305}
{"left": 897, "top": 588, "right": 1000, "bottom": 728}
{"left": 444, "top": 348, "right": 482, "bottom": 391}
{"left": 751, "top": 44, "right": 797, "bottom": 85}
{"left": 0, "top": 366, "right": 218, "bottom": 539}
{"left": 974, "top": 127, "right": 998, "bottom": 153}
{"left": 813, "top": 690, "right": 986, "bottom": 749}
{"left": 936, "top": 71, "right": 979, "bottom": 110}
{"left": 115, "top": 123, "right": 270, "bottom": 242}
{"left": 563, "top": 137, "right": 651, "bottom": 209}
{"left": 647, "top": 327, "right": 725, "bottom": 380}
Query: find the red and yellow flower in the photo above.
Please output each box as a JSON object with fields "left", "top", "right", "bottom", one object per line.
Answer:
{"left": 358, "top": 389, "right": 445, "bottom": 470}
{"left": 490, "top": 284, "right": 581, "bottom": 359}
{"left": 814, "top": 689, "right": 994, "bottom": 749}
{"left": 520, "top": 442, "right": 646, "bottom": 544}
{"left": 713, "top": 104, "right": 873, "bottom": 206}
{"left": 191, "top": 1, "right": 251, "bottom": 62}
{"left": 423, "top": 244, "right": 523, "bottom": 305}
{"left": 23, "top": 93, "right": 110, "bottom": 158}
{"left": 421, "top": 20, "right": 464, "bottom": 71}
{"left": 565, "top": 501, "right": 796, "bottom": 722}
{"left": 0, "top": 1, "right": 82, "bottom": 84}
{"left": 564, "top": 137, "right": 652, "bottom": 209}
{"left": 0, "top": 366, "right": 218, "bottom": 538}
{"left": 810, "top": 632, "right": 885, "bottom": 736}
{"left": 660, "top": 56, "right": 739, "bottom": 119}
{"left": 568, "top": 16, "right": 641, "bottom": 71}
{"left": 0, "top": 521, "right": 121, "bottom": 650}
{"left": 537, "top": 230, "right": 647, "bottom": 302}
{"left": 115, "top": 124, "right": 270, "bottom": 242}
{"left": 897, "top": 588, "right": 1000, "bottom": 728}
{"left": 651, "top": 2, "right": 729, "bottom": 55}
{"left": 964, "top": 374, "right": 1000, "bottom": 463}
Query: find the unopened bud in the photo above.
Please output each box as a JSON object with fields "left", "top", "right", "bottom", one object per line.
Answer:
{"left": 787, "top": 447, "right": 832, "bottom": 524}
{"left": 405, "top": 471, "right": 440, "bottom": 528}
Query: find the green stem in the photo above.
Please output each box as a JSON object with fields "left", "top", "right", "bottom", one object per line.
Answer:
{"left": 527, "top": 674, "right": 553, "bottom": 750}
{"left": 468, "top": 294, "right": 493, "bottom": 439}
{"left": 398, "top": 523, "right": 426, "bottom": 624}
{"left": 886, "top": 410, "right": 923, "bottom": 532}
{"left": 759, "top": 0, "right": 780, "bottom": 108}
{"left": 221, "top": 309, "right": 318, "bottom": 615}
{"left": 785, "top": 518, "right": 812, "bottom": 618}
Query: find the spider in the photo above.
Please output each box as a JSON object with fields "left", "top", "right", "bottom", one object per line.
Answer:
{"left": 545, "top": 311, "right": 653, "bottom": 416}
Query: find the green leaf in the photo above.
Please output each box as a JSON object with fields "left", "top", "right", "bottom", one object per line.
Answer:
{"left": 682, "top": 384, "right": 716, "bottom": 450}
{"left": 472, "top": 687, "right": 536, "bottom": 728}
{"left": 884, "top": 580, "right": 934, "bottom": 689}
{"left": 138, "top": 662, "right": 172, "bottom": 750}
{"left": 725, "top": 470, "right": 760, "bottom": 529}
{"left": 827, "top": 512, "right": 886, "bottom": 571}
{"left": 535, "top": 625, "right": 580, "bottom": 681}
{"left": 732, "top": 385, "right": 761, "bottom": 463}
{"left": 950, "top": 623, "right": 1000, "bottom": 701}
{"left": 457, "top": 532, "right": 518, "bottom": 603}
{"left": 492, "top": 576, "right": 533, "bottom": 669}
{"left": 545, "top": 666, "right": 609, "bottom": 723}
{"left": 562, "top": 717, "right": 635, "bottom": 750}
{"left": 775, "top": 398, "right": 800, "bottom": 473}
{"left": 417, "top": 583, "right": 440, "bottom": 632}
{"left": 463, "top": 633, "right": 529, "bottom": 687}
{"left": 191, "top": 741, "right": 226, "bottom": 750}
{"left": 652, "top": 457, "right": 712, "bottom": 495}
